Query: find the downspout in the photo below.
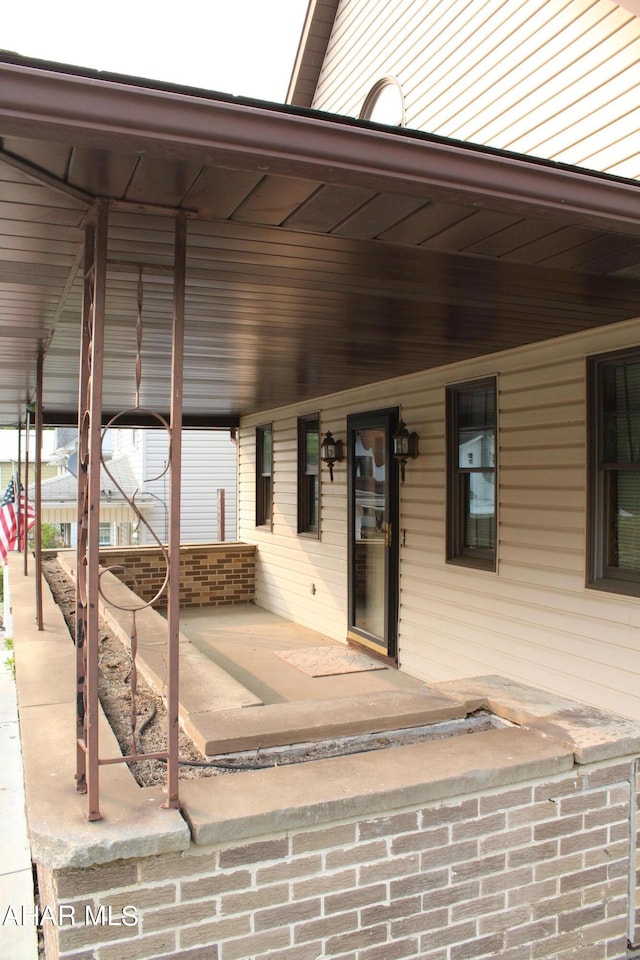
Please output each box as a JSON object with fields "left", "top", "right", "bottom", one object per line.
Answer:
{"left": 628, "top": 758, "right": 640, "bottom": 952}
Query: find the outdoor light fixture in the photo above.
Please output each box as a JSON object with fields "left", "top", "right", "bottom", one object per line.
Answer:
{"left": 321, "top": 430, "right": 343, "bottom": 482}
{"left": 393, "top": 420, "right": 418, "bottom": 483}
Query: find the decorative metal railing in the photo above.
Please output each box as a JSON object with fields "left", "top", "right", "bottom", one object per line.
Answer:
{"left": 75, "top": 201, "right": 184, "bottom": 820}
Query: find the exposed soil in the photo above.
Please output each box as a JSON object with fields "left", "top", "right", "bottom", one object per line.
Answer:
{"left": 42, "top": 556, "right": 217, "bottom": 786}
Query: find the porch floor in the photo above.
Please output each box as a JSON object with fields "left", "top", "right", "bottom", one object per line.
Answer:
{"left": 178, "top": 604, "right": 423, "bottom": 705}
{"left": 174, "top": 604, "right": 461, "bottom": 756}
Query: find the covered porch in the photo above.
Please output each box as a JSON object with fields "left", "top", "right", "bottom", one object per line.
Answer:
{"left": 2, "top": 52, "right": 640, "bottom": 820}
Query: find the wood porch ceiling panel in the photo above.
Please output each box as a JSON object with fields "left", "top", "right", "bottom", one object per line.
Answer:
{"left": 34, "top": 216, "right": 640, "bottom": 423}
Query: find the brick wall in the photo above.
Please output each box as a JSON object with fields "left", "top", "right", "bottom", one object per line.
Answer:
{"left": 36, "top": 760, "right": 634, "bottom": 960}
{"left": 97, "top": 544, "right": 255, "bottom": 608}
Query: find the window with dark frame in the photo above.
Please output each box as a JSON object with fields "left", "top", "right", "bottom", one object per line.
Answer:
{"left": 446, "top": 378, "right": 497, "bottom": 570}
{"left": 588, "top": 349, "right": 640, "bottom": 593}
{"left": 298, "top": 414, "right": 320, "bottom": 536}
{"left": 255, "top": 424, "right": 273, "bottom": 528}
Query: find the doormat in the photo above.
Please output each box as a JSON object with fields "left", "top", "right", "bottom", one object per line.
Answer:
{"left": 274, "top": 646, "right": 387, "bottom": 677}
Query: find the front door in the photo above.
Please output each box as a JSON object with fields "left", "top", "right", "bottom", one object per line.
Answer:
{"left": 348, "top": 409, "right": 399, "bottom": 659}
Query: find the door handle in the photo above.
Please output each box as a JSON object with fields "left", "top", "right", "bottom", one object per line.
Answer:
{"left": 384, "top": 521, "right": 392, "bottom": 548}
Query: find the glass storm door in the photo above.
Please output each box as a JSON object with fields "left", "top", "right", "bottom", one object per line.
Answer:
{"left": 348, "top": 409, "right": 399, "bottom": 658}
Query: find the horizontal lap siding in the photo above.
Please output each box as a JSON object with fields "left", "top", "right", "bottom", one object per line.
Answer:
{"left": 141, "top": 430, "right": 237, "bottom": 544}
{"left": 239, "top": 410, "right": 349, "bottom": 637}
{"left": 240, "top": 317, "right": 640, "bottom": 720}
{"left": 401, "top": 325, "right": 640, "bottom": 720}
{"left": 313, "top": 0, "right": 640, "bottom": 179}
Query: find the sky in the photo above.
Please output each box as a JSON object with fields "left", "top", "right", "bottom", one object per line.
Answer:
{"left": 2, "top": 0, "right": 309, "bottom": 102}
{"left": 0, "top": 1, "right": 308, "bottom": 461}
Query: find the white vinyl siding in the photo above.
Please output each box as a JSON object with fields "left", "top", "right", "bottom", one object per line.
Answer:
{"left": 239, "top": 315, "right": 640, "bottom": 721}
{"left": 139, "top": 429, "right": 237, "bottom": 545}
{"left": 312, "top": 0, "right": 640, "bottom": 180}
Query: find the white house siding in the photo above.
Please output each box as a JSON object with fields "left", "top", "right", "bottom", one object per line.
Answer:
{"left": 312, "top": 0, "right": 640, "bottom": 180}
{"left": 139, "top": 429, "right": 237, "bottom": 545}
{"left": 239, "top": 316, "right": 640, "bottom": 721}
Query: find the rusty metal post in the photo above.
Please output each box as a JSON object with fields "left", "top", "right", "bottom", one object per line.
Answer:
{"left": 164, "top": 212, "right": 186, "bottom": 809}
{"left": 16, "top": 419, "right": 22, "bottom": 548}
{"left": 218, "top": 488, "right": 225, "bottom": 541}
{"left": 34, "top": 351, "right": 44, "bottom": 630}
{"left": 84, "top": 201, "right": 108, "bottom": 821}
{"left": 76, "top": 219, "right": 95, "bottom": 797}
{"left": 23, "top": 408, "right": 30, "bottom": 574}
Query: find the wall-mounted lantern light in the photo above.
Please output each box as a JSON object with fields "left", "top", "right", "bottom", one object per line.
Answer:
{"left": 393, "top": 420, "right": 419, "bottom": 483}
{"left": 321, "top": 430, "right": 344, "bottom": 482}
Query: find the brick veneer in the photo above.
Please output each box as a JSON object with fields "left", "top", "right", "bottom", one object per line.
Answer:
{"left": 97, "top": 544, "right": 255, "bottom": 608}
{"left": 36, "top": 760, "right": 633, "bottom": 960}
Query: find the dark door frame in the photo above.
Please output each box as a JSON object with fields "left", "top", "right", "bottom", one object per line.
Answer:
{"left": 347, "top": 407, "right": 400, "bottom": 662}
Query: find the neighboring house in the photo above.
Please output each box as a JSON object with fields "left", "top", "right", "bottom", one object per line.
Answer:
{"left": 110, "top": 427, "right": 238, "bottom": 545}
{"left": 0, "top": 428, "right": 57, "bottom": 491}
{"left": 40, "top": 427, "right": 237, "bottom": 545}
{"left": 0, "top": 457, "right": 57, "bottom": 492}
{"left": 36, "top": 456, "right": 155, "bottom": 547}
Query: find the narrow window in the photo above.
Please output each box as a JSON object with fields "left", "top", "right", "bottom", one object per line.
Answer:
{"left": 447, "top": 378, "right": 497, "bottom": 570}
{"left": 588, "top": 349, "right": 640, "bottom": 593}
{"left": 298, "top": 414, "right": 320, "bottom": 536}
{"left": 256, "top": 424, "right": 273, "bottom": 528}
{"left": 99, "top": 522, "right": 113, "bottom": 546}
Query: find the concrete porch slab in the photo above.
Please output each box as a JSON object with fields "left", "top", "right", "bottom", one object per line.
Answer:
{"left": 182, "top": 687, "right": 467, "bottom": 755}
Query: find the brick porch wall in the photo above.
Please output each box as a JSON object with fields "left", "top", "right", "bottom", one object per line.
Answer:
{"left": 97, "top": 543, "right": 256, "bottom": 608}
{"left": 36, "top": 761, "right": 633, "bottom": 960}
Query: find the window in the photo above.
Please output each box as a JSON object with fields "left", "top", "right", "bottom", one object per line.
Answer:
{"left": 588, "top": 349, "right": 640, "bottom": 593}
{"left": 446, "top": 378, "right": 497, "bottom": 570}
{"left": 359, "top": 77, "right": 405, "bottom": 126}
{"left": 99, "top": 522, "right": 113, "bottom": 546}
{"left": 256, "top": 424, "right": 273, "bottom": 527}
{"left": 298, "top": 414, "right": 320, "bottom": 536}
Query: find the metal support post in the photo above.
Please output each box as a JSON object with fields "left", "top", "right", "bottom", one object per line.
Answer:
{"left": 35, "top": 351, "right": 44, "bottom": 630}
{"left": 76, "top": 219, "right": 95, "bottom": 797}
{"left": 23, "top": 409, "right": 30, "bottom": 575}
{"left": 77, "top": 201, "right": 108, "bottom": 821}
{"left": 164, "top": 212, "right": 186, "bottom": 809}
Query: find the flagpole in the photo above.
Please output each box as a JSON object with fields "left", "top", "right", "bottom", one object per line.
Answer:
{"left": 16, "top": 419, "right": 21, "bottom": 549}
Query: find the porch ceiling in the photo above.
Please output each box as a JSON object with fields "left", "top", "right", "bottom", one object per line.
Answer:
{"left": 1, "top": 56, "right": 640, "bottom": 427}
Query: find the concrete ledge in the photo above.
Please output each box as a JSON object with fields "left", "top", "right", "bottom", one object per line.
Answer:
{"left": 435, "top": 674, "right": 640, "bottom": 763}
{"left": 56, "top": 554, "right": 263, "bottom": 717}
{"left": 184, "top": 688, "right": 467, "bottom": 755}
{"left": 179, "top": 725, "right": 574, "bottom": 846}
{"left": 9, "top": 555, "right": 190, "bottom": 870}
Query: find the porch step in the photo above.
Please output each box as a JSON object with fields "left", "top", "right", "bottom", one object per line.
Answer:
{"left": 181, "top": 688, "right": 467, "bottom": 756}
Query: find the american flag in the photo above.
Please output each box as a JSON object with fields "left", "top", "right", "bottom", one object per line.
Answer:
{"left": 0, "top": 477, "right": 35, "bottom": 565}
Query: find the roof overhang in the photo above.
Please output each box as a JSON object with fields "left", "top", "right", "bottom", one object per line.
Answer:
{"left": 1, "top": 55, "right": 640, "bottom": 427}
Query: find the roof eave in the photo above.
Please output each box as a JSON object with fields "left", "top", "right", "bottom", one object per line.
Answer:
{"left": 1, "top": 59, "right": 638, "bottom": 235}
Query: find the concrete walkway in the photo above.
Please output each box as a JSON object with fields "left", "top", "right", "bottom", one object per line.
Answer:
{"left": 0, "top": 643, "right": 38, "bottom": 960}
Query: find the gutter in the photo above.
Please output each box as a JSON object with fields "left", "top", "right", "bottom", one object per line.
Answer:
{"left": 1, "top": 59, "right": 639, "bottom": 235}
